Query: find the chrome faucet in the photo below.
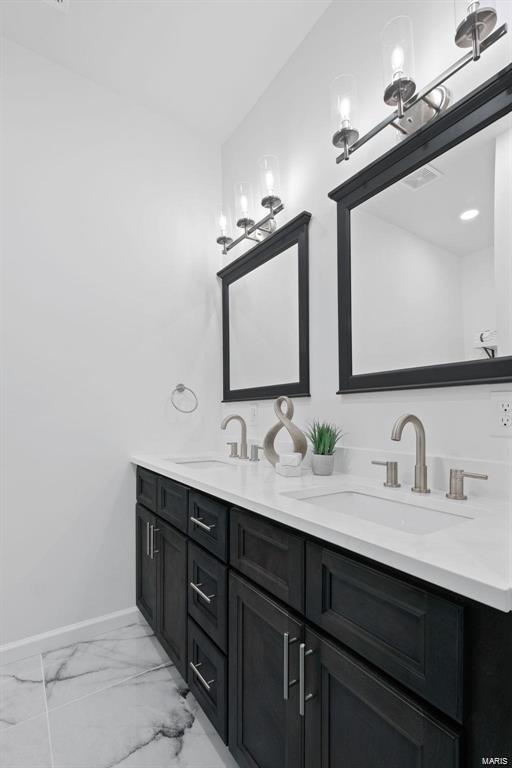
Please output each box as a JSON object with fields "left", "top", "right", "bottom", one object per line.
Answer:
{"left": 391, "top": 414, "right": 430, "bottom": 494}
{"left": 221, "top": 414, "right": 248, "bottom": 460}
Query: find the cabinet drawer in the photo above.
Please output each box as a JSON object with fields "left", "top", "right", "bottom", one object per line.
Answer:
{"left": 157, "top": 476, "right": 188, "bottom": 532}
{"left": 188, "top": 491, "right": 228, "bottom": 562}
{"left": 136, "top": 466, "right": 157, "bottom": 513}
{"left": 188, "top": 542, "right": 227, "bottom": 652}
{"left": 306, "top": 542, "right": 464, "bottom": 722}
{"left": 230, "top": 507, "right": 304, "bottom": 612}
{"left": 188, "top": 619, "right": 227, "bottom": 743}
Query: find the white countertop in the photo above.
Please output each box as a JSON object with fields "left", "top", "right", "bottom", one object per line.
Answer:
{"left": 131, "top": 453, "right": 512, "bottom": 612}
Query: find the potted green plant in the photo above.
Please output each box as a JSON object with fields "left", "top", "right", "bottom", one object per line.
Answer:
{"left": 306, "top": 420, "right": 344, "bottom": 476}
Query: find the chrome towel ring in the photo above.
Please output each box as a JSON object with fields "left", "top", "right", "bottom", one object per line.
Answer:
{"left": 170, "top": 383, "right": 199, "bottom": 414}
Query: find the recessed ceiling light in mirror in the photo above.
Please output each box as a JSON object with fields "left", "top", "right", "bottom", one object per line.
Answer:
{"left": 460, "top": 208, "right": 480, "bottom": 221}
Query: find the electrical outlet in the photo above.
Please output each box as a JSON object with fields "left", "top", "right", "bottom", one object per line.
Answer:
{"left": 249, "top": 404, "right": 258, "bottom": 426}
{"left": 491, "top": 392, "right": 512, "bottom": 437}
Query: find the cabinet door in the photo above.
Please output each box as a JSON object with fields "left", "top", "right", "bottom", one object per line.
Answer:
{"left": 304, "top": 628, "right": 459, "bottom": 768}
{"left": 229, "top": 573, "right": 303, "bottom": 768}
{"left": 155, "top": 519, "right": 187, "bottom": 678}
{"left": 135, "top": 504, "right": 157, "bottom": 628}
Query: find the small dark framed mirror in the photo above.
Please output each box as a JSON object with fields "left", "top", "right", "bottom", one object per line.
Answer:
{"left": 330, "top": 64, "right": 512, "bottom": 394}
{"left": 217, "top": 211, "right": 311, "bottom": 402}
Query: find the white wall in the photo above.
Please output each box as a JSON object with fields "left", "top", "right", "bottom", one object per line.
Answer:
{"left": 351, "top": 209, "right": 465, "bottom": 374}
{"left": 220, "top": 0, "right": 512, "bottom": 476}
{"left": 0, "top": 41, "right": 222, "bottom": 644}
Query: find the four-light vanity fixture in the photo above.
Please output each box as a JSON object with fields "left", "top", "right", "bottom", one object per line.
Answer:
{"left": 216, "top": 155, "right": 284, "bottom": 254}
{"left": 331, "top": 0, "right": 508, "bottom": 162}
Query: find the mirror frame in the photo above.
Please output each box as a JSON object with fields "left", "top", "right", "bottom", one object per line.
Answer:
{"left": 217, "top": 210, "right": 311, "bottom": 402}
{"left": 329, "top": 63, "right": 512, "bottom": 394}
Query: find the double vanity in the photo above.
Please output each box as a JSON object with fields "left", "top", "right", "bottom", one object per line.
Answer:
{"left": 132, "top": 448, "right": 512, "bottom": 768}
{"left": 131, "top": 67, "right": 512, "bottom": 768}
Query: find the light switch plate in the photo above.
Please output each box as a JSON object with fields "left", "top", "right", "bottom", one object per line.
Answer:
{"left": 490, "top": 392, "right": 512, "bottom": 437}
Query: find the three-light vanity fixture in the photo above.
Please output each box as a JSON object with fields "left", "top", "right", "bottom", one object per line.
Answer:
{"left": 331, "top": 0, "right": 508, "bottom": 163}
{"left": 216, "top": 155, "right": 284, "bottom": 255}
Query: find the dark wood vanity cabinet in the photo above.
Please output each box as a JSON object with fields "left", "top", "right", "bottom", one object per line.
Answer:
{"left": 135, "top": 466, "right": 512, "bottom": 768}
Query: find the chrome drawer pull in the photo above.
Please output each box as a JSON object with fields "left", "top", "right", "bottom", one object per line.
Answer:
{"left": 189, "top": 581, "right": 215, "bottom": 604}
{"left": 299, "top": 643, "right": 314, "bottom": 717}
{"left": 190, "top": 516, "right": 216, "bottom": 533}
{"left": 189, "top": 661, "right": 215, "bottom": 692}
{"left": 283, "top": 632, "right": 298, "bottom": 700}
{"left": 146, "top": 522, "right": 150, "bottom": 556}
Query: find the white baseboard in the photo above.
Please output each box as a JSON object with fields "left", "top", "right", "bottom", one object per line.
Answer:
{"left": 0, "top": 606, "right": 141, "bottom": 665}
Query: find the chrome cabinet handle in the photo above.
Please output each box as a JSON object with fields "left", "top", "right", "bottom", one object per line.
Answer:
{"left": 189, "top": 581, "right": 215, "bottom": 604}
{"left": 189, "top": 661, "right": 215, "bottom": 692}
{"left": 146, "top": 522, "right": 150, "bottom": 556}
{"left": 190, "top": 516, "right": 216, "bottom": 533}
{"left": 151, "top": 527, "right": 159, "bottom": 559}
{"left": 299, "top": 643, "right": 314, "bottom": 717}
{"left": 283, "top": 632, "right": 298, "bottom": 700}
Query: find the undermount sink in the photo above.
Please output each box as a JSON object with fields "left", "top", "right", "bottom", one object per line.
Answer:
{"left": 167, "top": 458, "right": 236, "bottom": 469}
{"left": 286, "top": 489, "right": 475, "bottom": 535}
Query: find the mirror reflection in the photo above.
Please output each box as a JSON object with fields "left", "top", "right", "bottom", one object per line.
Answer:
{"left": 351, "top": 112, "right": 512, "bottom": 375}
{"left": 229, "top": 244, "right": 299, "bottom": 390}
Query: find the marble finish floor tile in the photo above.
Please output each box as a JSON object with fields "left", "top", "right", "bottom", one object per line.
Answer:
{"left": 49, "top": 664, "right": 237, "bottom": 768}
{"left": 42, "top": 617, "right": 168, "bottom": 709}
{"left": 0, "top": 655, "right": 46, "bottom": 731}
{"left": 0, "top": 715, "right": 52, "bottom": 768}
{"left": 2, "top": 616, "right": 239, "bottom": 768}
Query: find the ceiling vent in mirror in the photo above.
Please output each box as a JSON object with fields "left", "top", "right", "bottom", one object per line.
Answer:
{"left": 400, "top": 164, "right": 442, "bottom": 191}
{"left": 42, "top": 0, "right": 69, "bottom": 12}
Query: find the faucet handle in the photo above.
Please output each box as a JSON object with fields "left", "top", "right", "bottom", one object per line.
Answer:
{"left": 371, "top": 460, "right": 401, "bottom": 488}
{"left": 446, "top": 468, "right": 488, "bottom": 500}
{"left": 226, "top": 441, "right": 239, "bottom": 458}
{"left": 250, "top": 445, "right": 264, "bottom": 462}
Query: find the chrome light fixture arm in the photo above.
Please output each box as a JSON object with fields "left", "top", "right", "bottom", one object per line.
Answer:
{"left": 335, "top": 21, "right": 507, "bottom": 164}
{"left": 220, "top": 202, "right": 284, "bottom": 254}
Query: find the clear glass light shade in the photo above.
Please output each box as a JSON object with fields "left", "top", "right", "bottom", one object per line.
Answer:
{"left": 217, "top": 210, "right": 231, "bottom": 237}
{"left": 330, "top": 74, "right": 359, "bottom": 134}
{"left": 259, "top": 155, "right": 281, "bottom": 201}
{"left": 234, "top": 182, "right": 255, "bottom": 225}
{"left": 453, "top": 0, "right": 497, "bottom": 46}
{"left": 381, "top": 16, "right": 415, "bottom": 88}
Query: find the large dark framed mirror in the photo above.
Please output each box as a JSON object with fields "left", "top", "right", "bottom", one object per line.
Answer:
{"left": 330, "top": 64, "right": 512, "bottom": 394}
{"left": 217, "top": 211, "right": 311, "bottom": 402}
